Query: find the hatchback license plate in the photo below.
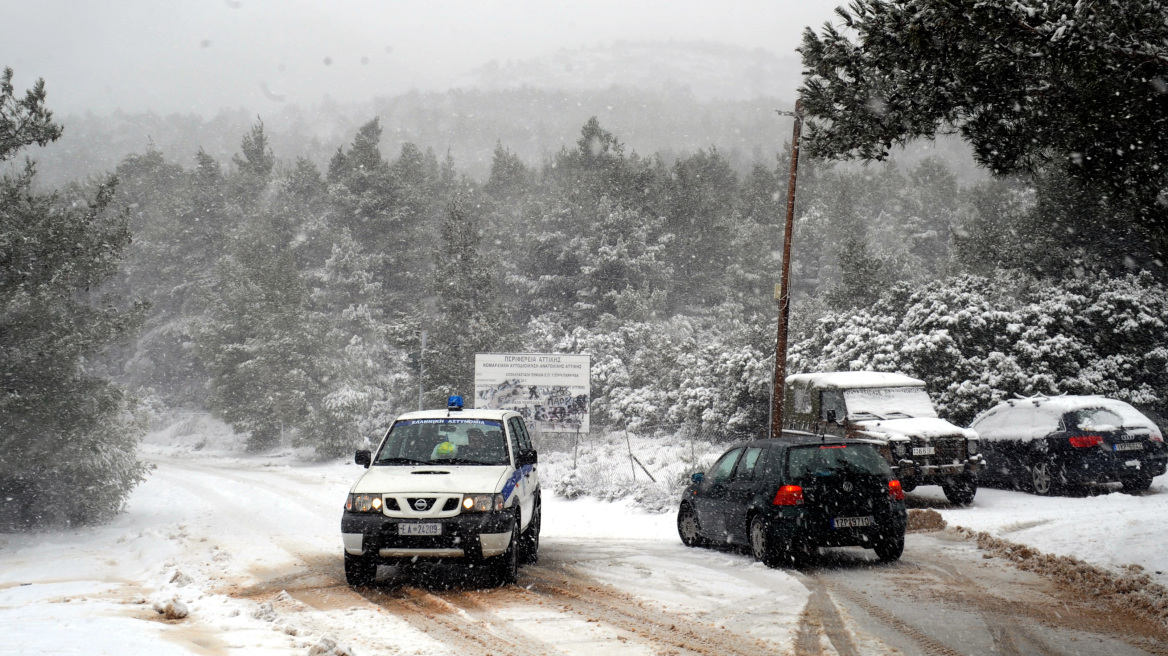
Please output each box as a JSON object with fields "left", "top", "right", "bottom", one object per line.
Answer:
{"left": 398, "top": 523, "right": 442, "bottom": 536}
{"left": 1113, "top": 442, "right": 1144, "bottom": 452}
{"left": 832, "top": 516, "right": 874, "bottom": 529}
{"left": 912, "top": 446, "right": 935, "bottom": 456}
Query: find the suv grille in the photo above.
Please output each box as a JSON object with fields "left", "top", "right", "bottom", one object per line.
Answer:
{"left": 911, "top": 437, "right": 966, "bottom": 464}
{"left": 406, "top": 497, "right": 438, "bottom": 512}
{"left": 442, "top": 498, "right": 458, "bottom": 511}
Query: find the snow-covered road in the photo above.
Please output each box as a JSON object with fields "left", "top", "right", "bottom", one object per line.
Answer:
{"left": 2, "top": 443, "right": 1166, "bottom": 655}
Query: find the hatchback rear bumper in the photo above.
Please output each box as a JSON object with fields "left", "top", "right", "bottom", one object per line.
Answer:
{"left": 767, "top": 506, "right": 907, "bottom": 549}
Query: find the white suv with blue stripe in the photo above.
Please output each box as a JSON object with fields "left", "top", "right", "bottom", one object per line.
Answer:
{"left": 341, "top": 396, "right": 540, "bottom": 586}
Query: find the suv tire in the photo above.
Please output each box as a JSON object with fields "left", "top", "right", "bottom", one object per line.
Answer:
{"left": 344, "top": 552, "right": 377, "bottom": 587}
{"left": 519, "top": 501, "right": 541, "bottom": 564}
{"left": 677, "top": 504, "right": 706, "bottom": 547}
{"left": 493, "top": 516, "right": 520, "bottom": 586}
{"left": 873, "top": 534, "right": 904, "bottom": 562}
{"left": 942, "top": 474, "right": 977, "bottom": 505}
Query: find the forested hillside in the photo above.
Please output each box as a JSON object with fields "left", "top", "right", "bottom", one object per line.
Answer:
{"left": 6, "top": 8, "right": 1168, "bottom": 525}
{"left": 93, "top": 106, "right": 1167, "bottom": 457}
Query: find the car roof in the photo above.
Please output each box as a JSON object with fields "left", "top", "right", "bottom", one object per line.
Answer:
{"left": 393, "top": 408, "right": 515, "bottom": 421}
{"left": 974, "top": 395, "right": 1155, "bottom": 427}
{"left": 786, "top": 371, "right": 925, "bottom": 389}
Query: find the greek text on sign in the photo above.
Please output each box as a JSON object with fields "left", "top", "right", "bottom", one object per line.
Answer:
{"left": 474, "top": 353, "right": 590, "bottom": 434}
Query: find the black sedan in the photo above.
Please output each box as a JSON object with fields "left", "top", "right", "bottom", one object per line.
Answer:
{"left": 970, "top": 396, "right": 1167, "bottom": 494}
{"left": 677, "top": 435, "right": 907, "bottom": 567}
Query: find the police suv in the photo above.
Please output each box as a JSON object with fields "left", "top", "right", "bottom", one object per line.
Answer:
{"left": 341, "top": 396, "right": 540, "bottom": 586}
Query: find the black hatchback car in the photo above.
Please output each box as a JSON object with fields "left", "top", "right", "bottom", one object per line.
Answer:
{"left": 970, "top": 395, "right": 1167, "bottom": 494}
{"left": 677, "top": 436, "right": 907, "bottom": 567}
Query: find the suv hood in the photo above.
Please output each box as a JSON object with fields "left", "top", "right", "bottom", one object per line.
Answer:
{"left": 350, "top": 465, "right": 511, "bottom": 494}
{"left": 854, "top": 416, "right": 976, "bottom": 441}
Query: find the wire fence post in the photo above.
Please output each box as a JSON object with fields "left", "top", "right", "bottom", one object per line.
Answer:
{"left": 573, "top": 430, "right": 579, "bottom": 470}
{"left": 625, "top": 428, "right": 636, "bottom": 481}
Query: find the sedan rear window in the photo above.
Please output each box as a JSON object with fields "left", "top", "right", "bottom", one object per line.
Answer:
{"left": 787, "top": 444, "right": 892, "bottom": 479}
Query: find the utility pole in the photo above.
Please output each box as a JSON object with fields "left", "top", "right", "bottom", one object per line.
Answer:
{"left": 770, "top": 99, "right": 804, "bottom": 440}
{"left": 418, "top": 330, "right": 427, "bottom": 411}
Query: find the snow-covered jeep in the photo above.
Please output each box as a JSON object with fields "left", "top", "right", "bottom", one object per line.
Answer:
{"left": 783, "top": 372, "right": 984, "bottom": 505}
{"left": 341, "top": 396, "right": 541, "bottom": 586}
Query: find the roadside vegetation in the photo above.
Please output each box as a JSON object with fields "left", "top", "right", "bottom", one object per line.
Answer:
{"left": 4, "top": 0, "right": 1168, "bottom": 525}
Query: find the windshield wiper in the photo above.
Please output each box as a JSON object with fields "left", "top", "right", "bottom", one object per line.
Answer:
{"left": 439, "top": 458, "right": 494, "bottom": 465}
{"left": 376, "top": 457, "right": 428, "bottom": 465}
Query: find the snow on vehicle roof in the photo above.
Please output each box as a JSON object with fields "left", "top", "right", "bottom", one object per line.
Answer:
{"left": 786, "top": 371, "right": 925, "bottom": 389}
{"left": 970, "top": 395, "right": 1159, "bottom": 442}
{"left": 394, "top": 408, "right": 514, "bottom": 421}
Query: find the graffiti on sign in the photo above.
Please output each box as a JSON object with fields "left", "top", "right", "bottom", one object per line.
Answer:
{"left": 474, "top": 354, "right": 590, "bottom": 434}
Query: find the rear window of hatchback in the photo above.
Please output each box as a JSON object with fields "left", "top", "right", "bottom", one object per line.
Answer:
{"left": 787, "top": 444, "right": 893, "bottom": 479}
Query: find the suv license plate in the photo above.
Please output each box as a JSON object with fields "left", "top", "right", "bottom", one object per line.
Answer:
{"left": 399, "top": 523, "right": 442, "bottom": 536}
{"left": 832, "top": 516, "right": 874, "bottom": 529}
{"left": 912, "top": 446, "right": 935, "bottom": 456}
{"left": 1113, "top": 443, "right": 1143, "bottom": 452}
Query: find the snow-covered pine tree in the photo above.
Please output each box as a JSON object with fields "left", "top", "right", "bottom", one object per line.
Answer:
{"left": 799, "top": 0, "right": 1168, "bottom": 266}
{"left": 0, "top": 68, "right": 147, "bottom": 527}
{"left": 424, "top": 203, "right": 519, "bottom": 405}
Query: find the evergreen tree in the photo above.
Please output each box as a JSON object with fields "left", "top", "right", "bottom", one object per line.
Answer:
{"left": 424, "top": 204, "right": 519, "bottom": 404}
{"left": 0, "top": 69, "right": 146, "bottom": 527}
{"left": 799, "top": 0, "right": 1168, "bottom": 264}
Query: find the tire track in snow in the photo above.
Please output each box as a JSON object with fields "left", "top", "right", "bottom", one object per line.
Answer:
{"left": 518, "top": 564, "right": 781, "bottom": 656}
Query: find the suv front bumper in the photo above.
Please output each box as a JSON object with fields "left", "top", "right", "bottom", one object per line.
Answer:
{"left": 341, "top": 511, "right": 515, "bottom": 561}
{"left": 896, "top": 454, "right": 985, "bottom": 481}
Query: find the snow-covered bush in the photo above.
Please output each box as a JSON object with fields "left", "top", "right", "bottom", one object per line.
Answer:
{"left": 790, "top": 272, "right": 1168, "bottom": 425}
{"left": 526, "top": 305, "right": 771, "bottom": 439}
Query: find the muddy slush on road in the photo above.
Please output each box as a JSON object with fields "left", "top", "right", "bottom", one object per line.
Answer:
{"left": 224, "top": 511, "right": 1168, "bottom": 656}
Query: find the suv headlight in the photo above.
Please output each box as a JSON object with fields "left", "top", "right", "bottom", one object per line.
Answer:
{"left": 967, "top": 439, "right": 980, "bottom": 455}
{"left": 461, "top": 493, "right": 504, "bottom": 512}
{"left": 346, "top": 493, "right": 383, "bottom": 512}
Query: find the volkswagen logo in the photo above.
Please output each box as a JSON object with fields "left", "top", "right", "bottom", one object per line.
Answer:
{"left": 413, "top": 499, "right": 429, "bottom": 511}
{"left": 842, "top": 481, "right": 853, "bottom": 492}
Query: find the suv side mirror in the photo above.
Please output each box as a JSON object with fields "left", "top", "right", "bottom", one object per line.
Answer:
{"left": 517, "top": 449, "right": 538, "bottom": 467}
{"left": 355, "top": 450, "right": 371, "bottom": 468}
{"left": 691, "top": 472, "right": 705, "bottom": 484}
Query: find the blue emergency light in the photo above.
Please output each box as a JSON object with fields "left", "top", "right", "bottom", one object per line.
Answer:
{"left": 447, "top": 395, "right": 464, "bottom": 410}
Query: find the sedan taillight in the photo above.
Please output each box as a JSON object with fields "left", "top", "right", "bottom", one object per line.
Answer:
{"left": 888, "top": 480, "right": 905, "bottom": 501}
{"left": 1068, "top": 435, "right": 1102, "bottom": 448}
{"left": 772, "top": 485, "right": 804, "bottom": 506}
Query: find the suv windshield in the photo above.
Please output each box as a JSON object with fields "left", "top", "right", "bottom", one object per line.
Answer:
{"left": 788, "top": 444, "right": 893, "bottom": 479}
{"left": 843, "top": 387, "right": 938, "bottom": 420}
{"left": 375, "top": 418, "right": 509, "bottom": 466}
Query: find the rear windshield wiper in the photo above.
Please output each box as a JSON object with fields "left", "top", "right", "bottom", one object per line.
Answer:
{"left": 375, "top": 457, "right": 428, "bottom": 465}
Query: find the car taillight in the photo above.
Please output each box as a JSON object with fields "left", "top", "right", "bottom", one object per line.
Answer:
{"left": 1069, "top": 435, "right": 1102, "bottom": 448}
{"left": 773, "top": 485, "right": 804, "bottom": 506}
{"left": 888, "top": 480, "right": 904, "bottom": 501}
{"left": 1151, "top": 431, "right": 1164, "bottom": 443}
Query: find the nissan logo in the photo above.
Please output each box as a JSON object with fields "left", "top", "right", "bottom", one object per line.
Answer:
{"left": 413, "top": 499, "right": 429, "bottom": 511}
{"left": 842, "top": 481, "right": 853, "bottom": 492}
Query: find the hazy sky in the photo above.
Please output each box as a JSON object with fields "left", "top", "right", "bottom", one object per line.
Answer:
{"left": 4, "top": 0, "right": 844, "bottom": 115}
